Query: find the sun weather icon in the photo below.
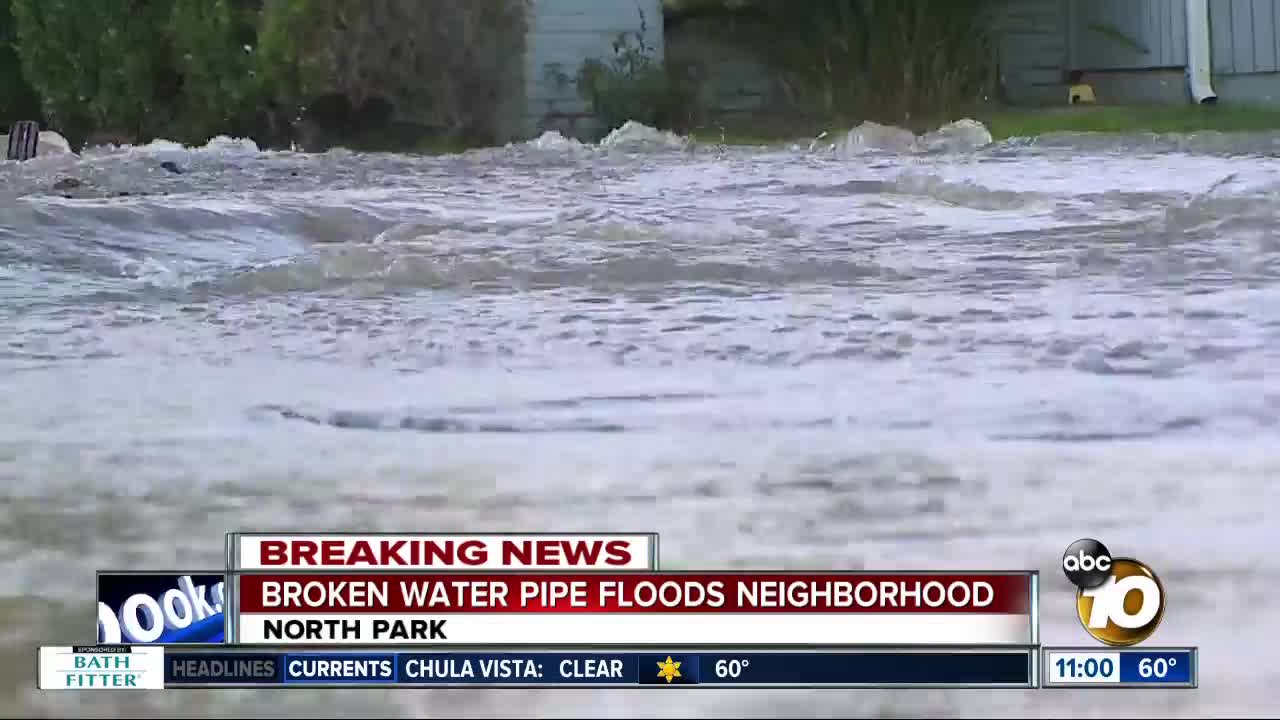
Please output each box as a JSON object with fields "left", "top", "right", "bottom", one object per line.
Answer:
{"left": 656, "top": 656, "right": 682, "bottom": 683}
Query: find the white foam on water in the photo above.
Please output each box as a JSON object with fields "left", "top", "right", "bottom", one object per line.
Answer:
{"left": 76, "top": 136, "right": 261, "bottom": 163}
{"left": 134, "top": 138, "right": 187, "bottom": 154}
{"left": 524, "top": 130, "right": 588, "bottom": 152}
{"left": 600, "top": 120, "right": 688, "bottom": 151}
{"left": 505, "top": 122, "right": 685, "bottom": 158}
{"left": 919, "top": 118, "right": 994, "bottom": 152}
{"left": 837, "top": 121, "right": 919, "bottom": 153}
{"left": 200, "top": 135, "right": 261, "bottom": 154}
{"left": 834, "top": 119, "right": 994, "bottom": 156}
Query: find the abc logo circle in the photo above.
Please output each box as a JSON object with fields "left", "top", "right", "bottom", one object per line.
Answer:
{"left": 1075, "top": 558, "right": 1165, "bottom": 646}
{"left": 1062, "top": 538, "right": 1112, "bottom": 589}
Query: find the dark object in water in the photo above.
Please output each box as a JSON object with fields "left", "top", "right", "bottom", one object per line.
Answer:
{"left": 6, "top": 121, "right": 39, "bottom": 161}
{"left": 159, "top": 161, "right": 183, "bottom": 174}
{"left": 52, "top": 178, "right": 82, "bottom": 191}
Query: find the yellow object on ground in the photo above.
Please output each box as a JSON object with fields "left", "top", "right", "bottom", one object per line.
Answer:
{"left": 1069, "top": 84, "right": 1097, "bottom": 104}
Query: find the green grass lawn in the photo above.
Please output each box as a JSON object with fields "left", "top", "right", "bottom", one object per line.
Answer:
{"left": 978, "top": 104, "right": 1280, "bottom": 139}
{"left": 686, "top": 103, "right": 1280, "bottom": 146}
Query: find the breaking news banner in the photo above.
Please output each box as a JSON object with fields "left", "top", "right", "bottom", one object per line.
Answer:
{"left": 98, "top": 572, "right": 226, "bottom": 645}
{"left": 38, "top": 646, "right": 165, "bottom": 690}
{"left": 1042, "top": 648, "right": 1197, "bottom": 688}
{"left": 222, "top": 533, "right": 658, "bottom": 648}
{"left": 228, "top": 572, "right": 1036, "bottom": 646}
{"left": 226, "top": 533, "right": 659, "bottom": 571}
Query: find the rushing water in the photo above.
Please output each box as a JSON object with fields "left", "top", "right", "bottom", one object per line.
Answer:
{"left": 2, "top": 122, "right": 1278, "bottom": 717}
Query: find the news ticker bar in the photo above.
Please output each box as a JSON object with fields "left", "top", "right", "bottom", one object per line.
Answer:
{"left": 1043, "top": 647, "right": 1197, "bottom": 688}
{"left": 39, "top": 646, "right": 1200, "bottom": 690}
{"left": 41, "top": 647, "right": 1037, "bottom": 689}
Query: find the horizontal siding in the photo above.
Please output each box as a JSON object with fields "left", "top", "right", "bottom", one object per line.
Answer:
{"left": 1211, "top": 0, "right": 1280, "bottom": 74}
{"left": 523, "top": 0, "right": 664, "bottom": 134}
{"left": 996, "top": 0, "right": 1070, "bottom": 103}
{"left": 1072, "top": 0, "right": 1185, "bottom": 69}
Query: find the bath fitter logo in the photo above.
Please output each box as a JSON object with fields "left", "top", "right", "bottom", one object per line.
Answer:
{"left": 1061, "top": 538, "right": 1166, "bottom": 646}
{"left": 38, "top": 646, "right": 166, "bottom": 690}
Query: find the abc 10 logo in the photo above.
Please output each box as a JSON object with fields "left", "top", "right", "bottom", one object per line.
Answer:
{"left": 1062, "top": 538, "right": 1165, "bottom": 646}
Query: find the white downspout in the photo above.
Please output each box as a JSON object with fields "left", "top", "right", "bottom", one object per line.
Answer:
{"left": 1186, "top": 0, "right": 1218, "bottom": 103}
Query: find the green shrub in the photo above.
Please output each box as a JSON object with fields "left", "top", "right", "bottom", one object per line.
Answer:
{"left": 0, "top": 1, "right": 41, "bottom": 127}
{"left": 256, "top": 0, "right": 529, "bottom": 146}
{"left": 670, "top": 0, "right": 998, "bottom": 127}
{"left": 167, "top": 0, "right": 266, "bottom": 142}
{"left": 576, "top": 15, "right": 698, "bottom": 134}
{"left": 254, "top": 0, "right": 324, "bottom": 107}
{"left": 10, "top": 0, "right": 172, "bottom": 140}
{"left": 2, "top": 0, "right": 552, "bottom": 149}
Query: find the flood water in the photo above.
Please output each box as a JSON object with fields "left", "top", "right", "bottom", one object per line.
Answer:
{"left": 1, "top": 123, "right": 1277, "bottom": 717}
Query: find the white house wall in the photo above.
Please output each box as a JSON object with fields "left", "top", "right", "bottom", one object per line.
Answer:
{"left": 521, "top": 0, "right": 665, "bottom": 139}
{"left": 1070, "top": 0, "right": 1187, "bottom": 69}
{"left": 1211, "top": 0, "right": 1280, "bottom": 73}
